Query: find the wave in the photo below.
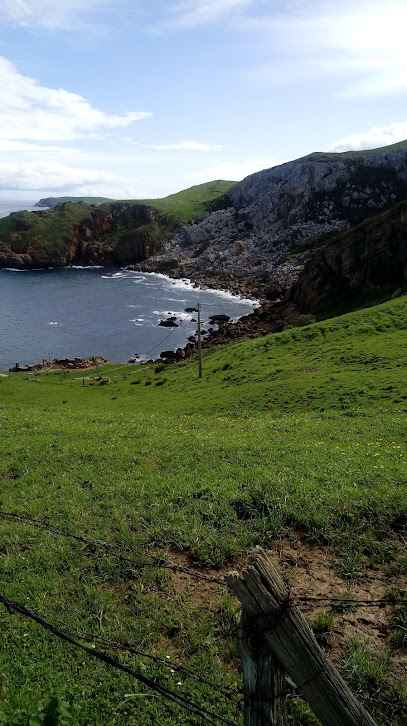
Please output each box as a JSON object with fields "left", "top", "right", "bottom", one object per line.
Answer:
{"left": 70, "top": 265, "right": 104, "bottom": 270}
{"left": 163, "top": 297, "right": 187, "bottom": 303}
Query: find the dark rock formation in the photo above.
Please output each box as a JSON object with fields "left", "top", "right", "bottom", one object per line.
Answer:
{"left": 158, "top": 318, "right": 179, "bottom": 328}
{"left": 0, "top": 202, "right": 176, "bottom": 269}
{"left": 291, "top": 199, "right": 407, "bottom": 311}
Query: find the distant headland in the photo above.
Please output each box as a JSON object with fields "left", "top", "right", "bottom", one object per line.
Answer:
{"left": 34, "top": 196, "right": 115, "bottom": 208}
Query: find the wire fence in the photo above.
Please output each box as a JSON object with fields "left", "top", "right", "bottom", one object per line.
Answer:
{"left": 1, "top": 510, "right": 406, "bottom": 607}
{"left": 0, "top": 592, "right": 239, "bottom": 726}
{"left": 0, "top": 510, "right": 225, "bottom": 585}
{"left": 0, "top": 510, "right": 405, "bottom": 724}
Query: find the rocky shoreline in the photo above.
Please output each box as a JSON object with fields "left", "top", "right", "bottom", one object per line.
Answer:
{"left": 10, "top": 356, "right": 110, "bottom": 373}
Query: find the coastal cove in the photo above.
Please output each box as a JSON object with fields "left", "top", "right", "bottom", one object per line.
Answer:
{"left": 0, "top": 267, "right": 257, "bottom": 371}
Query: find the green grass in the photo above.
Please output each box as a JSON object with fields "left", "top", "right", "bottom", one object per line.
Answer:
{"left": 123, "top": 180, "right": 235, "bottom": 222}
{"left": 309, "top": 138, "right": 407, "bottom": 162}
{"left": 341, "top": 640, "right": 407, "bottom": 725}
{"left": 37, "top": 197, "right": 114, "bottom": 207}
{"left": 0, "top": 204, "right": 95, "bottom": 255}
{"left": 0, "top": 296, "right": 407, "bottom": 723}
{"left": 0, "top": 181, "right": 235, "bottom": 267}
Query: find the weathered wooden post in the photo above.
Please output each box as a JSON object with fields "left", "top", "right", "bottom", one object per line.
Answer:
{"left": 226, "top": 548, "right": 377, "bottom": 726}
{"left": 238, "top": 610, "right": 287, "bottom": 725}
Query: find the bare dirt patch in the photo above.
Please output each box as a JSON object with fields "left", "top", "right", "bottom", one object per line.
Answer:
{"left": 167, "top": 538, "right": 407, "bottom": 675}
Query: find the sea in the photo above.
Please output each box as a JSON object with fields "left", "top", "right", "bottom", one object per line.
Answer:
{"left": 0, "top": 200, "right": 42, "bottom": 217}
{"left": 0, "top": 202, "right": 256, "bottom": 370}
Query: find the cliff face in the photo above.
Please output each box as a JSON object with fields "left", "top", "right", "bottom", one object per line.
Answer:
{"left": 3, "top": 146, "right": 407, "bottom": 314}
{"left": 142, "top": 147, "right": 407, "bottom": 295}
{"left": 0, "top": 202, "right": 175, "bottom": 269}
{"left": 292, "top": 200, "right": 407, "bottom": 312}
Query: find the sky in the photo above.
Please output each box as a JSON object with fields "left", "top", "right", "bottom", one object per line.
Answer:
{"left": 1, "top": 0, "right": 407, "bottom": 200}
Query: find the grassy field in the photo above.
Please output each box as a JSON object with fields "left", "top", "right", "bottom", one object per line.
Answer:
{"left": 1, "top": 296, "right": 407, "bottom": 724}
{"left": 125, "top": 180, "right": 235, "bottom": 222}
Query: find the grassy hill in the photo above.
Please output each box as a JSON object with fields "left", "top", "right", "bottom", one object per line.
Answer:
{"left": 0, "top": 181, "right": 236, "bottom": 268}
{"left": 117, "top": 180, "right": 235, "bottom": 222}
{"left": 34, "top": 182, "right": 236, "bottom": 223}
{"left": 309, "top": 138, "right": 407, "bottom": 163}
{"left": 1, "top": 296, "right": 407, "bottom": 724}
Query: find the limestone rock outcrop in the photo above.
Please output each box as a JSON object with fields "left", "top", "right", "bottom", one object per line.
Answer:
{"left": 139, "top": 146, "right": 407, "bottom": 296}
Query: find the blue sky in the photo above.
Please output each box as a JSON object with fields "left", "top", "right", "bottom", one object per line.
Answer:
{"left": 1, "top": 0, "right": 407, "bottom": 199}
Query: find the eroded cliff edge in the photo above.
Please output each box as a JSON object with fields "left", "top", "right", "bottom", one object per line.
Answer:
{"left": 2, "top": 145, "right": 407, "bottom": 328}
{"left": 138, "top": 147, "right": 407, "bottom": 299}
{"left": 0, "top": 202, "right": 176, "bottom": 269}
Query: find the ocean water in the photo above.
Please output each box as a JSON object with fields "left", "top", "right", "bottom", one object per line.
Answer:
{"left": 0, "top": 267, "right": 256, "bottom": 370}
{"left": 0, "top": 200, "right": 42, "bottom": 218}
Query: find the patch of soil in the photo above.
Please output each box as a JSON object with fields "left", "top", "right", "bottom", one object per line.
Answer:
{"left": 166, "top": 538, "right": 407, "bottom": 676}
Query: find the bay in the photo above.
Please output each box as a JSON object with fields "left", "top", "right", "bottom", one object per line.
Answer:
{"left": 0, "top": 267, "right": 256, "bottom": 370}
{"left": 0, "top": 200, "right": 42, "bottom": 218}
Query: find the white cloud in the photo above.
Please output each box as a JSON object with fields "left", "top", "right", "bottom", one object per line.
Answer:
{"left": 0, "top": 159, "right": 149, "bottom": 197}
{"left": 328, "top": 122, "right": 407, "bottom": 153}
{"left": 0, "top": 56, "right": 151, "bottom": 145}
{"left": 236, "top": 0, "right": 407, "bottom": 97}
{"left": 0, "top": 160, "right": 118, "bottom": 192}
{"left": 130, "top": 139, "right": 223, "bottom": 151}
{"left": 192, "top": 156, "right": 279, "bottom": 183}
{"left": 156, "top": 0, "right": 254, "bottom": 30}
{"left": 0, "top": 140, "right": 82, "bottom": 153}
{"left": 0, "top": 0, "right": 117, "bottom": 30}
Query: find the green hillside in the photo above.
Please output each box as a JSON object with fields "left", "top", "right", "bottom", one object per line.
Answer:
{"left": 310, "top": 138, "right": 407, "bottom": 163}
{"left": 1, "top": 296, "right": 407, "bottom": 724}
{"left": 119, "top": 180, "right": 236, "bottom": 221}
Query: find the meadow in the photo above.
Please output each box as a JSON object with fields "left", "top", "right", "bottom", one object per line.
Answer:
{"left": 0, "top": 296, "right": 407, "bottom": 725}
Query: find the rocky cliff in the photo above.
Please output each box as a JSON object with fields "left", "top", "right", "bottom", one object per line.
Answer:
{"left": 0, "top": 201, "right": 176, "bottom": 269}
{"left": 292, "top": 199, "right": 407, "bottom": 312}
{"left": 139, "top": 145, "right": 407, "bottom": 297}
{"left": 3, "top": 143, "right": 407, "bottom": 315}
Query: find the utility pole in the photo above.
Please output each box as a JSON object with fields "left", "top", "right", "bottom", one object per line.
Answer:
{"left": 197, "top": 302, "right": 202, "bottom": 379}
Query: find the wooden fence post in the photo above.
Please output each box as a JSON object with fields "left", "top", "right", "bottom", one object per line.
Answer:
{"left": 238, "top": 609, "right": 287, "bottom": 725}
{"left": 225, "top": 547, "right": 377, "bottom": 726}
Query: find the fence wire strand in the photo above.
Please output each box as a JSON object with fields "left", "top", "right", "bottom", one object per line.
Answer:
{"left": 0, "top": 592, "right": 238, "bottom": 726}
{"left": 0, "top": 510, "right": 225, "bottom": 585}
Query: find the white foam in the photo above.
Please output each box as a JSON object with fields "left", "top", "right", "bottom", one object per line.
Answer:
{"left": 4, "top": 267, "right": 46, "bottom": 272}
{"left": 70, "top": 265, "right": 104, "bottom": 269}
{"left": 146, "top": 272, "right": 195, "bottom": 291}
{"left": 48, "top": 322, "right": 58, "bottom": 325}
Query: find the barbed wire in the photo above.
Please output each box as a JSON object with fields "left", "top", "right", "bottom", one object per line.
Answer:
{"left": 0, "top": 510, "right": 225, "bottom": 585}
{"left": 1, "top": 511, "right": 406, "bottom": 607}
{"left": 0, "top": 591, "right": 238, "bottom": 726}
{"left": 46, "top": 621, "right": 243, "bottom": 700}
